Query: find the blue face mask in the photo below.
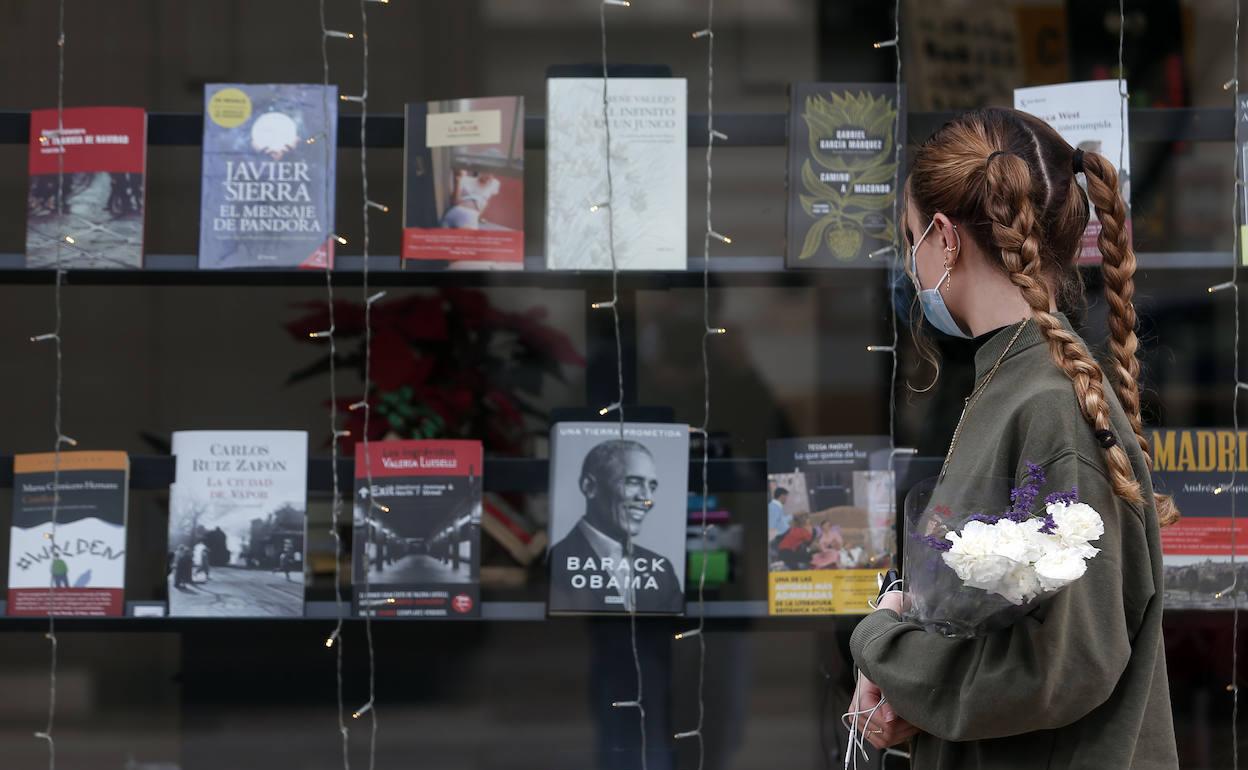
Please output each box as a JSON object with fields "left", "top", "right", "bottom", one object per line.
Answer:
{"left": 910, "top": 219, "right": 969, "bottom": 339}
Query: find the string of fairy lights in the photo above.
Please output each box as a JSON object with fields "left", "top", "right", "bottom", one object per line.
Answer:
{"left": 1231, "top": 0, "right": 1242, "bottom": 760}
{"left": 30, "top": 1, "right": 71, "bottom": 768}
{"left": 591, "top": 3, "right": 652, "bottom": 767}
{"left": 350, "top": 2, "right": 384, "bottom": 768}
{"left": 315, "top": 0, "right": 352, "bottom": 767}
{"left": 671, "top": 1, "right": 729, "bottom": 768}
{"left": 1209, "top": 0, "right": 1244, "bottom": 765}
{"left": 311, "top": 1, "right": 389, "bottom": 768}
{"left": 848, "top": 6, "right": 912, "bottom": 765}
{"left": 1205, "top": 0, "right": 1242, "bottom": 765}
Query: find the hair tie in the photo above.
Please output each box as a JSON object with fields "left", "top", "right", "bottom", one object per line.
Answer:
{"left": 1094, "top": 429, "right": 1117, "bottom": 449}
{"left": 1071, "top": 148, "right": 1085, "bottom": 174}
{"left": 986, "top": 150, "right": 1007, "bottom": 168}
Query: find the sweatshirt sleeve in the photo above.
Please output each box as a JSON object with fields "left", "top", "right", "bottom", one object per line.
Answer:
{"left": 849, "top": 449, "right": 1148, "bottom": 742}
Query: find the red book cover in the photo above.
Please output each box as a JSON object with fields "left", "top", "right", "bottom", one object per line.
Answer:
{"left": 26, "top": 107, "right": 147, "bottom": 268}
{"left": 402, "top": 97, "right": 524, "bottom": 270}
{"left": 352, "top": 440, "right": 483, "bottom": 618}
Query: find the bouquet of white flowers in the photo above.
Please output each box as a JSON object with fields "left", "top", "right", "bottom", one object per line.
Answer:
{"left": 901, "top": 463, "right": 1104, "bottom": 638}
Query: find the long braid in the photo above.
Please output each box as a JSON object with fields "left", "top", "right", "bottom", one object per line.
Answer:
{"left": 983, "top": 153, "right": 1144, "bottom": 504}
{"left": 1082, "top": 151, "right": 1180, "bottom": 526}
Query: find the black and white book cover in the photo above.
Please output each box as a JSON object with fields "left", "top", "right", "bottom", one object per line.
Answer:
{"left": 167, "top": 431, "right": 308, "bottom": 617}
{"left": 547, "top": 422, "right": 689, "bottom": 615}
{"left": 352, "top": 440, "right": 483, "bottom": 618}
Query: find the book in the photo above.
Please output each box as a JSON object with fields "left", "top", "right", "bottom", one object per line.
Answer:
{"left": 785, "top": 84, "right": 904, "bottom": 268}
{"left": 26, "top": 107, "right": 147, "bottom": 269}
{"left": 1014, "top": 79, "right": 1131, "bottom": 264}
{"left": 546, "top": 78, "right": 687, "bottom": 271}
{"left": 7, "top": 451, "right": 129, "bottom": 616}
{"left": 167, "top": 431, "right": 308, "bottom": 617}
{"left": 901, "top": 1, "right": 1023, "bottom": 111}
{"left": 1151, "top": 428, "right": 1248, "bottom": 610}
{"left": 198, "top": 84, "right": 337, "bottom": 270}
{"left": 547, "top": 422, "right": 689, "bottom": 615}
{"left": 765, "top": 436, "right": 895, "bottom": 615}
{"left": 352, "top": 440, "right": 483, "bottom": 618}
{"left": 402, "top": 96, "right": 525, "bottom": 270}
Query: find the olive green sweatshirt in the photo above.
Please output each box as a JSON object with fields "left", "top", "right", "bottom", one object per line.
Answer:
{"left": 850, "top": 314, "right": 1178, "bottom": 769}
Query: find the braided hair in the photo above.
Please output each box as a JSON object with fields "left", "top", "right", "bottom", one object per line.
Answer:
{"left": 907, "top": 107, "right": 1178, "bottom": 527}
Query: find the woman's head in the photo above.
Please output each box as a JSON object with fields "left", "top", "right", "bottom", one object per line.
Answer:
{"left": 905, "top": 108, "right": 1089, "bottom": 318}
{"left": 905, "top": 106, "right": 1177, "bottom": 526}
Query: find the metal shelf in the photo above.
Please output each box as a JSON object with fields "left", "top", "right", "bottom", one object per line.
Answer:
{"left": 0, "top": 251, "right": 1231, "bottom": 287}
{"left": 0, "top": 254, "right": 865, "bottom": 288}
{"left": 0, "top": 108, "right": 1233, "bottom": 148}
{"left": 0, "top": 600, "right": 827, "bottom": 628}
{"left": 0, "top": 454, "right": 767, "bottom": 495}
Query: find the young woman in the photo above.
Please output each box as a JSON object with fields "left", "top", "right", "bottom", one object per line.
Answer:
{"left": 849, "top": 107, "right": 1180, "bottom": 768}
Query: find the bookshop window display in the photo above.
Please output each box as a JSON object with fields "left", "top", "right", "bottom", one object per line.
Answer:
{"left": 0, "top": 1, "right": 1245, "bottom": 768}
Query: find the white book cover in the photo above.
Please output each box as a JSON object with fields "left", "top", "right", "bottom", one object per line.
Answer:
{"left": 546, "top": 78, "right": 687, "bottom": 271}
{"left": 7, "top": 451, "right": 130, "bottom": 617}
{"left": 1014, "top": 79, "right": 1131, "bottom": 264}
{"left": 167, "top": 430, "right": 308, "bottom": 617}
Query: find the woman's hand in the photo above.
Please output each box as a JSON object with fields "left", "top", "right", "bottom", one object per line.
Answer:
{"left": 876, "top": 589, "right": 906, "bottom": 615}
{"left": 850, "top": 672, "right": 922, "bottom": 750}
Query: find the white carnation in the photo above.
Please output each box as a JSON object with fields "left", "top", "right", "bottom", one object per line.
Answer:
{"left": 942, "top": 521, "right": 1020, "bottom": 591}
{"left": 992, "top": 518, "right": 1050, "bottom": 564}
{"left": 996, "top": 562, "right": 1042, "bottom": 605}
{"left": 1048, "top": 502, "right": 1104, "bottom": 558}
{"left": 1034, "top": 546, "right": 1089, "bottom": 592}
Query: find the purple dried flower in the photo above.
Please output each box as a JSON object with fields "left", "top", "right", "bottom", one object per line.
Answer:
{"left": 1025, "top": 462, "right": 1046, "bottom": 486}
{"left": 1038, "top": 513, "right": 1057, "bottom": 534}
{"left": 967, "top": 512, "right": 1001, "bottom": 525}
{"left": 1044, "top": 487, "right": 1079, "bottom": 506}
{"left": 1003, "top": 462, "right": 1047, "bottom": 521}
{"left": 921, "top": 535, "right": 953, "bottom": 552}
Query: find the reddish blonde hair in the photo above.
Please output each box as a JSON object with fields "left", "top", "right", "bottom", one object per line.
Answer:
{"left": 907, "top": 107, "right": 1178, "bottom": 527}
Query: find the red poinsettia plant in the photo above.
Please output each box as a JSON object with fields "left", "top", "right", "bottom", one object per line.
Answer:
{"left": 285, "top": 288, "right": 585, "bottom": 454}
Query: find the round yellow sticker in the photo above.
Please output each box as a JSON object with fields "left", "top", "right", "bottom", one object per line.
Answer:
{"left": 208, "top": 88, "right": 252, "bottom": 129}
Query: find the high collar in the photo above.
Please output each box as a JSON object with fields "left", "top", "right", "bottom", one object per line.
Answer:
{"left": 972, "top": 312, "right": 1074, "bottom": 380}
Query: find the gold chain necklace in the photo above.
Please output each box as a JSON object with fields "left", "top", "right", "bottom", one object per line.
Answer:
{"left": 940, "top": 319, "right": 1030, "bottom": 479}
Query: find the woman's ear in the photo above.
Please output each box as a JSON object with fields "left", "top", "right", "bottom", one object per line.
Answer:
{"left": 932, "top": 212, "right": 960, "bottom": 267}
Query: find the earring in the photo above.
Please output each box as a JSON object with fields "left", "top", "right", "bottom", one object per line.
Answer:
{"left": 942, "top": 258, "right": 952, "bottom": 292}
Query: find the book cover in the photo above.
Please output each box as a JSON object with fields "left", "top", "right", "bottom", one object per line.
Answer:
{"left": 547, "top": 422, "right": 689, "bottom": 615}
{"left": 785, "top": 84, "right": 904, "bottom": 268}
{"left": 352, "top": 440, "right": 483, "bottom": 618}
{"left": 198, "top": 84, "right": 337, "bottom": 270}
{"left": 1151, "top": 428, "right": 1248, "bottom": 610}
{"left": 402, "top": 96, "right": 524, "bottom": 270}
{"left": 1014, "top": 79, "right": 1131, "bottom": 265}
{"left": 167, "top": 431, "right": 308, "bottom": 617}
{"left": 765, "top": 436, "right": 895, "bottom": 615}
{"left": 546, "top": 78, "right": 687, "bottom": 271}
{"left": 26, "top": 107, "right": 146, "bottom": 269}
{"left": 7, "top": 451, "right": 129, "bottom": 616}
